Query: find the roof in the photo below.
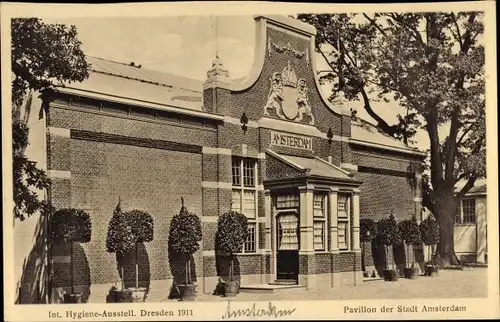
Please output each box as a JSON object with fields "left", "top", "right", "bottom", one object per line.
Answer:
{"left": 455, "top": 183, "right": 487, "bottom": 196}
{"left": 266, "top": 149, "right": 354, "bottom": 181}
{"left": 59, "top": 56, "right": 204, "bottom": 111}
{"left": 58, "top": 56, "right": 426, "bottom": 155}
{"left": 350, "top": 117, "right": 426, "bottom": 157}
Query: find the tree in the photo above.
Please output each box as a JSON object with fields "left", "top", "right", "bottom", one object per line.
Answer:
{"left": 11, "top": 18, "right": 90, "bottom": 221}
{"left": 168, "top": 198, "right": 202, "bottom": 286}
{"left": 299, "top": 12, "right": 485, "bottom": 266}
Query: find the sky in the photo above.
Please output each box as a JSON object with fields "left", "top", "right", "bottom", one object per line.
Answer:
{"left": 43, "top": 15, "right": 437, "bottom": 151}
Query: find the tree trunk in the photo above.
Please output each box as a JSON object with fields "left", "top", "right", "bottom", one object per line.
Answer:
{"left": 135, "top": 243, "right": 139, "bottom": 289}
{"left": 70, "top": 242, "right": 74, "bottom": 294}
{"left": 435, "top": 198, "right": 461, "bottom": 266}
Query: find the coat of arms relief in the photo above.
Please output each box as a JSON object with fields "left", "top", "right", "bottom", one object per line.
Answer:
{"left": 264, "top": 61, "right": 315, "bottom": 125}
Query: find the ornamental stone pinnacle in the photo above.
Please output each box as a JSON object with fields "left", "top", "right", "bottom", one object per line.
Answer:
{"left": 206, "top": 55, "right": 230, "bottom": 81}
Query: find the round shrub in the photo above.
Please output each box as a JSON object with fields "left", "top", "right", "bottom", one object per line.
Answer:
{"left": 169, "top": 203, "right": 202, "bottom": 255}
{"left": 420, "top": 215, "right": 440, "bottom": 246}
{"left": 217, "top": 211, "right": 249, "bottom": 254}
{"left": 50, "top": 208, "right": 92, "bottom": 244}
{"left": 376, "top": 214, "right": 402, "bottom": 246}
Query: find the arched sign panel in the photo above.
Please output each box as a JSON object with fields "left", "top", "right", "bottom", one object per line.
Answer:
{"left": 276, "top": 212, "right": 299, "bottom": 281}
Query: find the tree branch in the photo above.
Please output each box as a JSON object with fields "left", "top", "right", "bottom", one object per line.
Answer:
{"left": 456, "top": 174, "right": 477, "bottom": 200}
{"left": 362, "top": 13, "right": 388, "bottom": 37}
{"left": 451, "top": 13, "right": 464, "bottom": 50}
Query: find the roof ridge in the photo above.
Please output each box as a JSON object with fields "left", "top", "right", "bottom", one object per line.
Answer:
{"left": 352, "top": 116, "right": 419, "bottom": 150}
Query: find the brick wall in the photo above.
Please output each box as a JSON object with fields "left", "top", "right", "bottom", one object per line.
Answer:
{"left": 352, "top": 150, "right": 421, "bottom": 222}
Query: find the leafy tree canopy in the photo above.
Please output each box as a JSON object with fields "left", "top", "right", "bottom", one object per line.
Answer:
{"left": 299, "top": 12, "right": 485, "bottom": 264}
{"left": 11, "top": 18, "right": 90, "bottom": 221}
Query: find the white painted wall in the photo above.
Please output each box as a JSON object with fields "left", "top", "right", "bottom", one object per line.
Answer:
{"left": 13, "top": 92, "right": 48, "bottom": 303}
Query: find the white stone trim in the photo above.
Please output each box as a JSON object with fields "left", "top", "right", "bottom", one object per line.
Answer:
{"left": 201, "top": 147, "right": 232, "bottom": 155}
{"left": 413, "top": 197, "right": 423, "bottom": 202}
{"left": 201, "top": 181, "right": 265, "bottom": 191}
{"left": 48, "top": 127, "right": 70, "bottom": 138}
{"left": 201, "top": 216, "right": 219, "bottom": 223}
{"left": 259, "top": 117, "right": 323, "bottom": 138}
{"left": 258, "top": 15, "right": 316, "bottom": 36}
{"left": 202, "top": 250, "right": 268, "bottom": 257}
{"left": 315, "top": 157, "right": 351, "bottom": 175}
{"left": 201, "top": 181, "right": 232, "bottom": 189}
{"left": 257, "top": 152, "right": 266, "bottom": 159}
{"left": 223, "top": 116, "right": 259, "bottom": 128}
{"left": 57, "top": 87, "right": 224, "bottom": 121}
{"left": 47, "top": 170, "right": 71, "bottom": 179}
{"left": 341, "top": 163, "right": 358, "bottom": 172}
{"left": 349, "top": 138, "right": 428, "bottom": 157}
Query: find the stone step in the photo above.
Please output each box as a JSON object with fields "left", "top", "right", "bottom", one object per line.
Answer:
{"left": 269, "top": 279, "right": 298, "bottom": 286}
{"left": 239, "top": 284, "right": 305, "bottom": 294}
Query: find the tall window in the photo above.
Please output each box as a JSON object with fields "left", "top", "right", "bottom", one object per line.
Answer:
{"left": 462, "top": 199, "right": 476, "bottom": 223}
{"left": 337, "top": 193, "right": 350, "bottom": 250}
{"left": 313, "top": 193, "right": 327, "bottom": 251}
{"left": 232, "top": 157, "right": 257, "bottom": 253}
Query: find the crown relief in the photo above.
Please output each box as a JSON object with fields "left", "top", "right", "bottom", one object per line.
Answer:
{"left": 264, "top": 61, "right": 314, "bottom": 125}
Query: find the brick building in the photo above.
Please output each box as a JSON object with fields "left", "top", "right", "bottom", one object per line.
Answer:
{"left": 16, "top": 15, "right": 426, "bottom": 303}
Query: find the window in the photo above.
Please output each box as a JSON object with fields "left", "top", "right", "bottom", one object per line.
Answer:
{"left": 337, "top": 193, "right": 350, "bottom": 250}
{"left": 313, "top": 194, "right": 327, "bottom": 250}
{"left": 455, "top": 202, "right": 462, "bottom": 224}
{"left": 462, "top": 199, "right": 476, "bottom": 223}
{"left": 232, "top": 157, "right": 258, "bottom": 253}
{"left": 276, "top": 195, "right": 299, "bottom": 209}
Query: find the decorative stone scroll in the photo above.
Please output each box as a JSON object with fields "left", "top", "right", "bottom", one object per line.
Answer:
{"left": 263, "top": 61, "right": 315, "bottom": 125}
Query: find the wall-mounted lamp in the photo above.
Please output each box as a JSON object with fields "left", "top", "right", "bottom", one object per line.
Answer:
{"left": 327, "top": 127, "right": 334, "bottom": 145}
{"left": 240, "top": 112, "right": 249, "bottom": 133}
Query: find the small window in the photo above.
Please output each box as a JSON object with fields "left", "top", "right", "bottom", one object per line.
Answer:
{"left": 276, "top": 195, "right": 300, "bottom": 209}
{"left": 337, "top": 193, "right": 350, "bottom": 250}
{"left": 462, "top": 199, "right": 476, "bottom": 223}
{"left": 313, "top": 221, "right": 326, "bottom": 251}
{"left": 314, "top": 194, "right": 326, "bottom": 218}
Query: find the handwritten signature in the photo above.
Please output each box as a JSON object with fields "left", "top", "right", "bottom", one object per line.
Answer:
{"left": 222, "top": 301, "right": 296, "bottom": 319}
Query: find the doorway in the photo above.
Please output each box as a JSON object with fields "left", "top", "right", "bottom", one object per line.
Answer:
{"left": 276, "top": 212, "right": 299, "bottom": 282}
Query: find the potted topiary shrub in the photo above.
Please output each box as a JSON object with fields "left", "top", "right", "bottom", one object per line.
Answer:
{"left": 168, "top": 198, "right": 202, "bottom": 301}
{"left": 106, "top": 198, "right": 154, "bottom": 302}
{"left": 50, "top": 208, "right": 92, "bottom": 303}
{"left": 398, "top": 214, "right": 422, "bottom": 279}
{"left": 420, "top": 215, "right": 440, "bottom": 276}
{"left": 217, "top": 210, "right": 249, "bottom": 297}
{"left": 376, "top": 213, "right": 402, "bottom": 282}
{"left": 360, "top": 218, "right": 377, "bottom": 278}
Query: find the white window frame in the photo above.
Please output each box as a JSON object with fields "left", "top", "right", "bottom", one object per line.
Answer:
{"left": 337, "top": 193, "right": 351, "bottom": 251}
{"left": 462, "top": 198, "right": 476, "bottom": 224}
{"left": 455, "top": 198, "right": 477, "bottom": 224}
{"left": 231, "top": 157, "right": 258, "bottom": 253}
{"left": 313, "top": 193, "right": 327, "bottom": 251}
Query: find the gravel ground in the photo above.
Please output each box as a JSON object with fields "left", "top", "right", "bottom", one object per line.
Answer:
{"left": 148, "top": 267, "right": 488, "bottom": 302}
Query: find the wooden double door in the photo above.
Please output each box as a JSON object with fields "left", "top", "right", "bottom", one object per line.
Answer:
{"left": 276, "top": 212, "right": 299, "bottom": 281}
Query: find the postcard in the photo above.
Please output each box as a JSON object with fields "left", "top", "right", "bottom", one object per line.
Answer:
{"left": 2, "top": 1, "right": 498, "bottom": 321}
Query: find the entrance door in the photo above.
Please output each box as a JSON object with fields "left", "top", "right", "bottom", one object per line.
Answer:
{"left": 276, "top": 212, "right": 299, "bottom": 281}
